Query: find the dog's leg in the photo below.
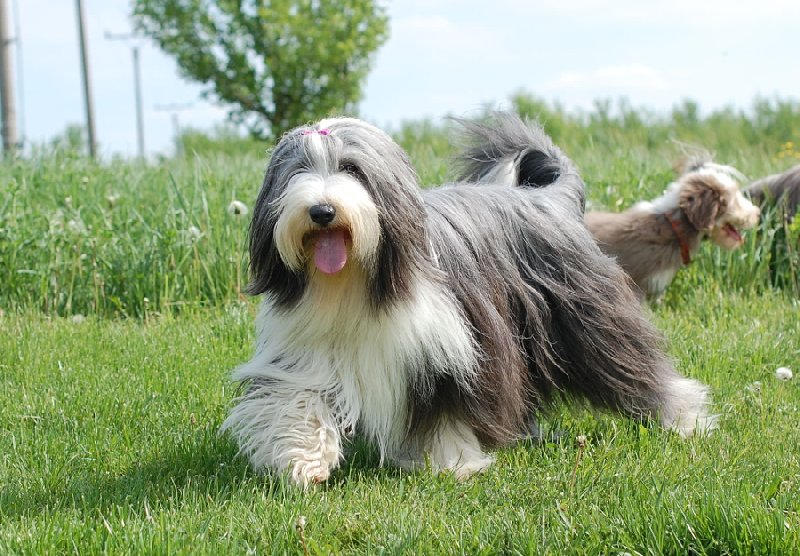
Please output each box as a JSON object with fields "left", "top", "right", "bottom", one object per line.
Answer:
{"left": 223, "top": 387, "right": 342, "bottom": 487}
{"left": 425, "top": 418, "right": 495, "bottom": 480}
{"left": 655, "top": 374, "right": 717, "bottom": 437}
{"left": 561, "top": 339, "right": 717, "bottom": 438}
{"left": 603, "top": 361, "right": 717, "bottom": 437}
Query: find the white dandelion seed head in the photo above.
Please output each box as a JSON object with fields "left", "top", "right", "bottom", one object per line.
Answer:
{"left": 227, "top": 200, "right": 249, "bottom": 217}
{"left": 746, "top": 381, "right": 762, "bottom": 393}
{"left": 71, "top": 314, "right": 86, "bottom": 324}
{"left": 776, "top": 367, "right": 793, "bottom": 381}
{"left": 66, "top": 218, "right": 88, "bottom": 235}
{"left": 49, "top": 209, "right": 66, "bottom": 234}
{"left": 183, "top": 225, "right": 202, "bottom": 245}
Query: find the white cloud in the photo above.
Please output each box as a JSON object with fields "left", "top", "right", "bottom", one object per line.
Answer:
{"left": 14, "top": 0, "right": 800, "bottom": 156}
{"left": 499, "top": 0, "right": 800, "bottom": 25}
{"left": 543, "top": 64, "right": 683, "bottom": 92}
{"left": 391, "top": 15, "right": 503, "bottom": 62}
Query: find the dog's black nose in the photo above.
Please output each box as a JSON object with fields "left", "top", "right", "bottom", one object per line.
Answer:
{"left": 309, "top": 204, "right": 336, "bottom": 226}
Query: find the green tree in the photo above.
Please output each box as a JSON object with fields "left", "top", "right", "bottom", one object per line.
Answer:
{"left": 132, "top": 0, "right": 389, "bottom": 140}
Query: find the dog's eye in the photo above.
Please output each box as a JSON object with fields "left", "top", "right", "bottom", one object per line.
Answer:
{"left": 339, "top": 162, "right": 366, "bottom": 182}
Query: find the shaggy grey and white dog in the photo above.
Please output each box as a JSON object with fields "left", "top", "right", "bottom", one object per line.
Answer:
{"left": 745, "top": 164, "right": 800, "bottom": 223}
{"left": 586, "top": 160, "right": 760, "bottom": 300}
{"left": 222, "top": 113, "right": 714, "bottom": 486}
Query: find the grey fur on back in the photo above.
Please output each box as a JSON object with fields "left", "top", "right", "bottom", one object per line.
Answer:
{"left": 745, "top": 164, "right": 800, "bottom": 222}
{"left": 404, "top": 113, "right": 698, "bottom": 444}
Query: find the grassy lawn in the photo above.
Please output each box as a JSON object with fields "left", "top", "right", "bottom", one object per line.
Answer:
{"left": 1, "top": 102, "right": 800, "bottom": 553}
{"left": 1, "top": 289, "right": 798, "bottom": 554}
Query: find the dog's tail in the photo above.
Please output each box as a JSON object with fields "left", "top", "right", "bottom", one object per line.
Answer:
{"left": 452, "top": 111, "right": 585, "bottom": 212}
{"left": 671, "top": 142, "right": 749, "bottom": 184}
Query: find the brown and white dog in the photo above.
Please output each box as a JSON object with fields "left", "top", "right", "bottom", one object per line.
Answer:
{"left": 586, "top": 161, "right": 761, "bottom": 300}
{"left": 745, "top": 164, "right": 800, "bottom": 223}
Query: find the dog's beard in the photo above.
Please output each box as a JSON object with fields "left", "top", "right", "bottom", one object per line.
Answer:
{"left": 273, "top": 172, "right": 381, "bottom": 277}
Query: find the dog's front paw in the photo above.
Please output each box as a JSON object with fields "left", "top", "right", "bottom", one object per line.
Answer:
{"left": 290, "top": 457, "right": 332, "bottom": 486}
{"left": 426, "top": 418, "right": 495, "bottom": 481}
{"left": 286, "top": 422, "right": 343, "bottom": 487}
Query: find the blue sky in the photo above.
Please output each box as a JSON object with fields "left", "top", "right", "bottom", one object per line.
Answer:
{"left": 14, "top": 0, "right": 800, "bottom": 157}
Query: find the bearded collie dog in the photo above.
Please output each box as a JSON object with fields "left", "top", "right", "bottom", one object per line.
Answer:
{"left": 222, "top": 113, "right": 715, "bottom": 486}
{"left": 746, "top": 164, "right": 800, "bottom": 223}
{"left": 586, "top": 161, "right": 760, "bottom": 299}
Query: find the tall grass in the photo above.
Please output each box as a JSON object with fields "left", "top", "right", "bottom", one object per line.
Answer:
{"left": 1, "top": 95, "right": 798, "bottom": 318}
{"left": 0, "top": 149, "right": 264, "bottom": 318}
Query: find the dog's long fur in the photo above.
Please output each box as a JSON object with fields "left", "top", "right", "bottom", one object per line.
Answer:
{"left": 585, "top": 162, "right": 760, "bottom": 300}
{"left": 222, "top": 113, "right": 714, "bottom": 486}
{"left": 745, "top": 164, "right": 800, "bottom": 223}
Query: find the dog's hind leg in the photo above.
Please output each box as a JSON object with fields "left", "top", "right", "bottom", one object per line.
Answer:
{"left": 423, "top": 417, "right": 495, "bottom": 480}
{"left": 576, "top": 357, "right": 717, "bottom": 438}
{"left": 652, "top": 370, "right": 718, "bottom": 437}
{"left": 551, "top": 304, "right": 717, "bottom": 438}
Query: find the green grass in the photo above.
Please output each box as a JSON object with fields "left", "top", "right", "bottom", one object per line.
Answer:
{"left": 0, "top": 150, "right": 263, "bottom": 318}
{"left": 1, "top": 99, "right": 800, "bottom": 553}
{"left": 2, "top": 97, "right": 799, "bottom": 318}
{"left": 1, "top": 290, "right": 798, "bottom": 554}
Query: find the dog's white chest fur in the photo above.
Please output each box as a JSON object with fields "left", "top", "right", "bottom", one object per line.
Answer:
{"left": 239, "top": 273, "right": 476, "bottom": 456}
{"left": 644, "top": 268, "right": 679, "bottom": 297}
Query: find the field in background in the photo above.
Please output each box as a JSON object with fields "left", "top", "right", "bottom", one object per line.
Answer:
{"left": 2, "top": 95, "right": 799, "bottom": 319}
{"left": 1, "top": 96, "right": 799, "bottom": 553}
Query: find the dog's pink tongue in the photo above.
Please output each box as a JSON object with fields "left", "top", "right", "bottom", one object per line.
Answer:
{"left": 724, "top": 223, "right": 743, "bottom": 243}
{"left": 314, "top": 229, "right": 348, "bottom": 274}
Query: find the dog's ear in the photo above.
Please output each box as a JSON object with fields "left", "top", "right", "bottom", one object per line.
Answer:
{"left": 367, "top": 149, "right": 431, "bottom": 308}
{"left": 246, "top": 141, "right": 307, "bottom": 306}
{"left": 680, "top": 177, "right": 724, "bottom": 231}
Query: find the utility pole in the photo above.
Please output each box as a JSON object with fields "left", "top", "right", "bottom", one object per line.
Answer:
{"left": 154, "top": 103, "right": 193, "bottom": 156}
{"left": 75, "top": 0, "right": 97, "bottom": 158}
{"left": 106, "top": 32, "right": 145, "bottom": 158}
{"left": 132, "top": 46, "right": 145, "bottom": 158}
{"left": 0, "top": 0, "right": 17, "bottom": 156}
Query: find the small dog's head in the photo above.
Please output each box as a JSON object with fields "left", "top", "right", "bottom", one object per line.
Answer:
{"left": 248, "top": 118, "right": 430, "bottom": 309}
{"left": 676, "top": 163, "right": 760, "bottom": 249}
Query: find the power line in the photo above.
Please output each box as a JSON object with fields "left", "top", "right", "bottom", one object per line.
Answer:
{"left": 154, "top": 102, "right": 193, "bottom": 156}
